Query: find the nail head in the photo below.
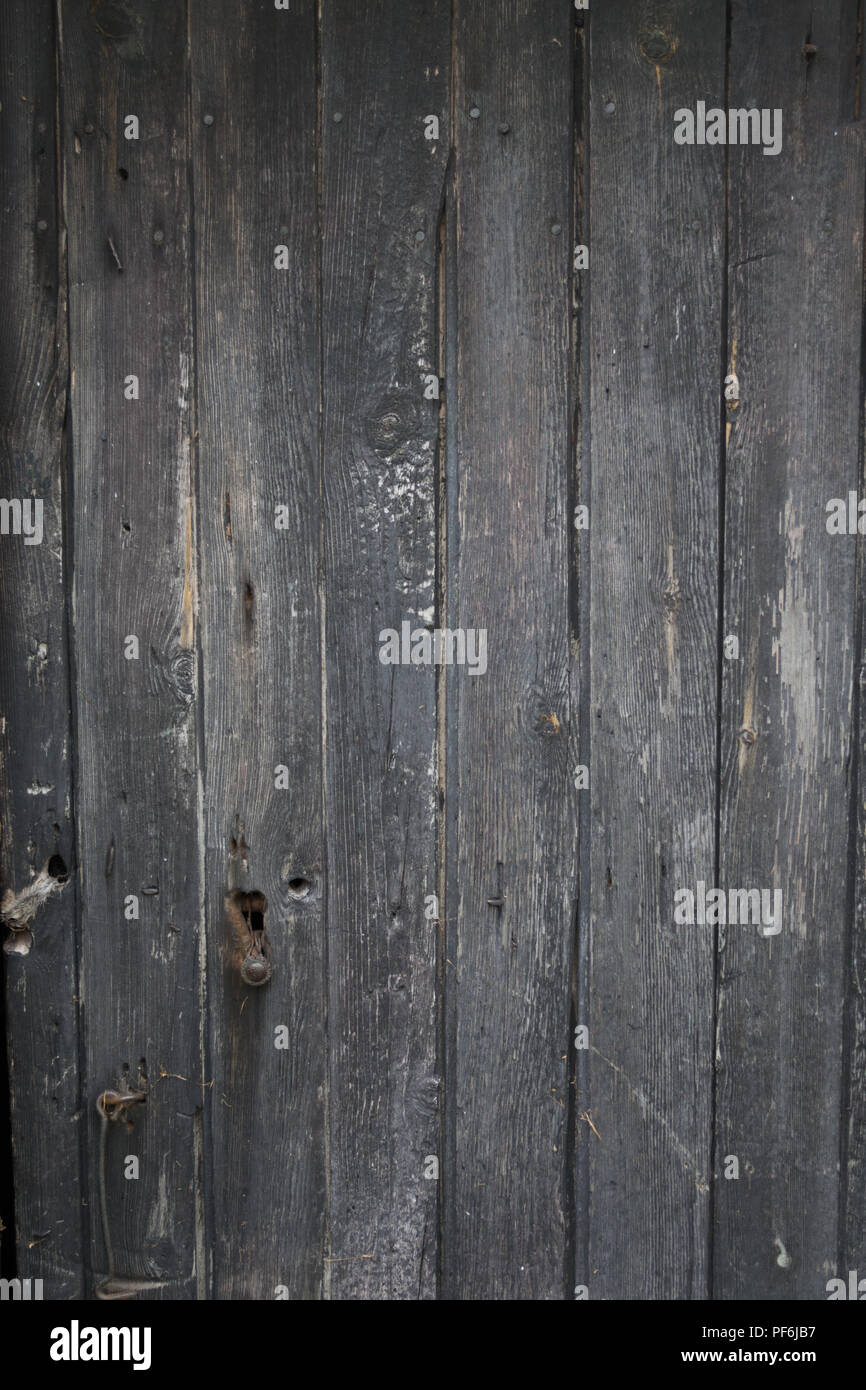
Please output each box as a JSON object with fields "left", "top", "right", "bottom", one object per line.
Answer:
{"left": 241, "top": 956, "right": 272, "bottom": 986}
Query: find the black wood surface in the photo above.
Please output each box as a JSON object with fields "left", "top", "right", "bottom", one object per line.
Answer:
{"left": 59, "top": 0, "right": 202, "bottom": 1298}
{"left": 2, "top": 0, "right": 864, "bottom": 1302}
{"left": 445, "top": 0, "right": 578, "bottom": 1301}
{"left": 190, "top": 0, "right": 325, "bottom": 1302}
{"left": 585, "top": 0, "right": 725, "bottom": 1299}
{"left": 0, "top": 0, "right": 82, "bottom": 1298}
{"left": 714, "top": 0, "right": 866, "bottom": 1300}
{"left": 320, "top": 0, "right": 449, "bottom": 1300}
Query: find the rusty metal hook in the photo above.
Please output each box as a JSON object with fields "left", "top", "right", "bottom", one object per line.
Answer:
{"left": 94, "top": 1085, "right": 167, "bottom": 1300}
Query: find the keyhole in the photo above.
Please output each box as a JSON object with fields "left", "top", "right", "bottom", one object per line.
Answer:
{"left": 239, "top": 890, "right": 271, "bottom": 986}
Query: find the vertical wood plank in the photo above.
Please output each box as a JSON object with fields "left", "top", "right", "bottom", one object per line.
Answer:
{"left": 446, "top": 0, "right": 578, "bottom": 1301}
{"left": 844, "top": 219, "right": 866, "bottom": 1276}
{"left": 190, "top": 0, "right": 325, "bottom": 1300}
{"left": 0, "top": 0, "right": 82, "bottom": 1297}
{"left": 715, "top": 0, "right": 866, "bottom": 1299}
{"left": 844, "top": 478, "right": 866, "bottom": 1282}
{"left": 59, "top": 0, "right": 201, "bottom": 1297}
{"left": 584, "top": 0, "right": 725, "bottom": 1299}
{"left": 320, "top": 0, "right": 449, "bottom": 1299}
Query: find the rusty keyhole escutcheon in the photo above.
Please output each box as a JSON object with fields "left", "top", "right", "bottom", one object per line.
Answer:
{"left": 237, "top": 890, "right": 272, "bottom": 986}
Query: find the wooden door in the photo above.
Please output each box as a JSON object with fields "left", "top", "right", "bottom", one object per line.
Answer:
{"left": 2, "top": 0, "right": 864, "bottom": 1302}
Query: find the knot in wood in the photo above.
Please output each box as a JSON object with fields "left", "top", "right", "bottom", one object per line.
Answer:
{"left": 365, "top": 390, "right": 422, "bottom": 458}
{"left": 168, "top": 649, "right": 195, "bottom": 706}
{"left": 639, "top": 27, "right": 676, "bottom": 63}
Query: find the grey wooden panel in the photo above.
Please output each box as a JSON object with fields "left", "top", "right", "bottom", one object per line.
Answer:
{"left": 844, "top": 542, "right": 866, "bottom": 1280}
{"left": 59, "top": 0, "right": 202, "bottom": 1298}
{"left": 572, "top": 0, "right": 591, "bottom": 1302}
{"left": 0, "top": 0, "right": 82, "bottom": 1298}
{"left": 190, "top": 0, "right": 325, "bottom": 1300}
{"left": 445, "top": 0, "right": 578, "bottom": 1301}
{"left": 714, "top": 0, "right": 866, "bottom": 1300}
{"left": 584, "top": 0, "right": 725, "bottom": 1299}
{"left": 4, "top": 0, "right": 864, "bottom": 1307}
{"left": 320, "top": 0, "right": 449, "bottom": 1299}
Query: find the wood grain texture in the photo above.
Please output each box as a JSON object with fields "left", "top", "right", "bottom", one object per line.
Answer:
{"left": 0, "top": 0, "right": 82, "bottom": 1297}
{"left": 4, "top": 0, "right": 866, "bottom": 1304}
{"left": 445, "top": 0, "right": 578, "bottom": 1301}
{"left": 59, "top": 0, "right": 201, "bottom": 1298}
{"left": 320, "top": 0, "right": 449, "bottom": 1300}
{"left": 584, "top": 0, "right": 725, "bottom": 1299}
{"left": 190, "top": 0, "right": 325, "bottom": 1300}
{"left": 714, "top": 0, "right": 866, "bottom": 1300}
{"left": 843, "top": 485, "right": 866, "bottom": 1281}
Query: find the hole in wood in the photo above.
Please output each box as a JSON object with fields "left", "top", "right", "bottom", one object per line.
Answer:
{"left": 286, "top": 876, "right": 312, "bottom": 900}
{"left": 47, "top": 855, "right": 68, "bottom": 882}
{"left": 246, "top": 890, "right": 267, "bottom": 932}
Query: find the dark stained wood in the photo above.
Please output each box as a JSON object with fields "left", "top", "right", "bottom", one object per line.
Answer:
{"left": 4, "top": 0, "right": 866, "bottom": 1306}
{"left": 59, "top": 0, "right": 202, "bottom": 1298}
{"left": 320, "top": 0, "right": 449, "bottom": 1299}
{"left": 843, "top": 489, "right": 866, "bottom": 1280}
{"left": 584, "top": 0, "right": 725, "bottom": 1299}
{"left": 571, "top": 1, "right": 591, "bottom": 1302}
{"left": 844, "top": 142, "right": 866, "bottom": 1277}
{"left": 445, "top": 0, "right": 578, "bottom": 1300}
{"left": 714, "top": 0, "right": 866, "bottom": 1299}
{"left": 190, "top": 0, "right": 326, "bottom": 1300}
{"left": 0, "top": 0, "right": 82, "bottom": 1297}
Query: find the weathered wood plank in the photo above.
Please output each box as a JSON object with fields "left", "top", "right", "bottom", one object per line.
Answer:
{"left": 445, "top": 0, "right": 578, "bottom": 1301}
{"left": 843, "top": 496, "right": 866, "bottom": 1283}
{"left": 59, "top": 0, "right": 201, "bottom": 1298}
{"left": 715, "top": 0, "right": 865, "bottom": 1299}
{"left": 584, "top": 0, "right": 725, "bottom": 1299}
{"left": 320, "top": 0, "right": 449, "bottom": 1299}
{"left": 190, "top": 0, "right": 325, "bottom": 1300}
{"left": 0, "top": 0, "right": 82, "bottom": 1298}
{"left": 572, "top": 0, "right": 591, "bottom": 1303}
{"left": 844, "top": 189, "right": 866, "bottom": 1282}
